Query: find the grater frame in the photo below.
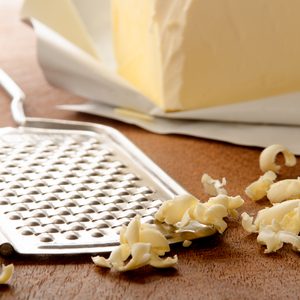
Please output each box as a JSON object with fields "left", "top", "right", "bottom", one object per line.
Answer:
{"left": 0, "top": 70, "right": 215, "bottom": 256}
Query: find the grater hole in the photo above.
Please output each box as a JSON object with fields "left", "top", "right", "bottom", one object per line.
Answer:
{"left": 93, "top": 165, "right": 105, "bottom": 170}
{"left": 87, "top": 199, "right": 101, "bottom": 205}
{"left": 76, "top": 215, "right": 91, "bottom": 223}
{"left": 1, "top": 191, "right": 16, "bottom": 197}
{"left": 146, "top": 219, "right": 155, "bottom": 224}
{"left": 0, "top": 199, "right": 10, "bottom": 205}
{"left": 21, "top": 228, "right": 34, "bottom": 236}
{"left": 18, "top": 151, "right": 29, "bottom": 155}
{"left": 75, "top": 185, "right": 88, "bottom": 192}
{"left": 90, "top": 230, "right": 103, "bottom": 238}
{"left": 112, "top": 189, "right": 129, "bottom": 196}
{"left": 5, "top": 163, "right": 17, "bottom": 168}
{"left": 102, "top": 214, "right": 114, "bottom": 220}
{"left": 39, "top": 234, "right": 54, "bottom": 243}
{"left": 49, "top": 187, "right": 65, "bottom": 193}
{"left": 113, "top": 198, "right": 124, "bottom": 204}
{"left": 31, "top": 180, "right": 47, "bottom": 188}
{"left": 56, "top": 180, "right": 71, "bottom": 186}
{"left": 121, "top": 220, "right": 130, "bottom": 226}
{"left": 45, "top": 195, "right": 59, "bottom": 202}
{"left": 35, "top": 155, "right": 45, "bottom": 160}
{"left": 88, "top": 171, "right": 101, "bottom": 177}
{"left": 63, "top": 201, "right": 77, "bottom": 208}
{"left": 31, "top": 211, "right": 47, "bottom": 218}
{"left": 40, "top": 174, "right": 53, "bottom": 180}
{"left": 41, "top": 149, "right": 52, "bottom": 154}
{"left": 8, "top": 213, "right": 21, "bottom": 220}
{"left": 38, "top": 202, "right": 53, "bottom": 210}
{"left": 57, "top": 208, "right": 71, "bottom": 216}
{"left": 107, "top": 206, "right": 119, "bottom": 212}
{"left": 23, "top": 169, "right": 34, "bottom": 174}
{"left": 95, "top": 222, "right": 109, "bottom": 229}
{"left": 70, "top": 223, "right": 85, "bottom": 231}
{"left": 26, "top": 188, "right": 40, "bottom": 195}
{"left": 51, "top": 217, "right": 66, "bottom": 224}
{"left": 25, "top": 220, "right": 41, "bottom": 227}
{"left": 130, "top": 204, "right": 144, "bottom": 210}
{"left": 57, "top": 155, "right": 69, "bottom": 159}
{"left": 67, "top": 192, "right": 82, "bottom": 200}
{"left": 76, "top": 159, "right": 89, "bottom": 164}
{"left": 64, "top": 232, "right": 79, "bottom": 240}
{"left": 80, "top": 207, "right": 96, "bottom": 214}
{"left": 125, "top": 212, "right": 136, "bottom": 219}
{"left": 81, "top": 153, "right": 95, "bottom": 158}
{"left": 69, "top": 166, "right": 81, "bottom": 172}
{"left": 139, "top": 197, "right": 150, "bottom": 203}
{"left": 8, "top": 182, "right": 23, "bottom": 189}
{"left": 65, "top": 173, "right": 76, "bottom": 179}
{"left": 14, "top": 204, "right": 28, "bottom": 212}
{"left": 81, "top": 178, "right": 95, "bottom": 184}
{"left": 0, "top": 170, "right": 11, "bottom": 176}
{"left": 91, "top": 191, "right": 106, "bottom": 197}
{"left": 44, "top": 225, "right": 60, "bottom": 233}
{"left": 13, "top": 157, "right": 23, "bottom": 161}
{"left": 29, "top": 162, "right": 40, "bottom": 167}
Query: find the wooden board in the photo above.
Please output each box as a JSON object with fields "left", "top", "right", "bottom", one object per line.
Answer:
{"left": 0, "top": 1, "right": 300, "bottom": 299}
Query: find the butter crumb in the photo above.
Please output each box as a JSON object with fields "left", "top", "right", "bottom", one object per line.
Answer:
{"left": 245, "top": 171, "right": 277, "bottom": 201}
{"left": 182, "top": 240, "right": 192, "bottom": 247}
{"left": 201, "top": 174, "right": 227, "bottom": 196}
{"left": 0, "top": 264, "right": 14, "bottom": 284}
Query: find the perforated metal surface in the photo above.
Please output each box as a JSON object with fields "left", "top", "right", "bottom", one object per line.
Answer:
{"left": 0, "top": 122, "right": 185, "bottom": 255}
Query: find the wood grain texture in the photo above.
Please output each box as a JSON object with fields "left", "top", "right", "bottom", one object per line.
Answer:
{"left": 1, "top": 1, "right": 300, "bottom": 299}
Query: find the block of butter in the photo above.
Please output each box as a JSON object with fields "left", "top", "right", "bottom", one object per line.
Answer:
{"left": 21, "top": 0, "right": 300, "bottom": 114}
{"left": 112, "top": 0, "right": 300, "bottom": 111}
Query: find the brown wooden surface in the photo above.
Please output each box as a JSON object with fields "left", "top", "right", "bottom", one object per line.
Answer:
{"left": 1, "top": 1, "right": 300, "bottom": 299}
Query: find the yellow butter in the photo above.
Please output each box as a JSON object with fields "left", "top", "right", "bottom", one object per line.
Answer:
{"left": 112, "top": 0, "right": 300, "bottom": 111}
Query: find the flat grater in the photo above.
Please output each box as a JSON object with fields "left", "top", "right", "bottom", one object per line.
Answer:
{"left": 0, "top": 70, "right": 215, "bottom": 256}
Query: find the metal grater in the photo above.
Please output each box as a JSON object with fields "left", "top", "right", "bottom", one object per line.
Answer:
{"left": 0, "top": 70, "right": 215, "bottom": 256}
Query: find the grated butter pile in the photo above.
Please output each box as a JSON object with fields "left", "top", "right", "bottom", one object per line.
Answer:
{"left": 155, "top": 194, "right": 244, "bottom": 236}
{"left": 243, "top": 144, "right": 300, "bottom": 253}
{"left": 93, "top": 175, "right": 245, "bottom": 271}
{"left": 242, "top": 200, "right": 300, "bottom": 253}
{"left": 92, "top": 215, "right": 178, "bottom": 271}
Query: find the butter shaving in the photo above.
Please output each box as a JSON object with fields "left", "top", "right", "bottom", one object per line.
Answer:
{"left": 92, "top": 216, "right": 177, "bottom": 271}
{"left": 201, "top": 173, "right": 227, "bottom": 196}
{"left": 259, "top": 144, "right": 296, "bottom": 174}
{"left": 267, "top": 178, "right": 300, "bottom": 203}
{"left": 245, "top": 171, "right": 277, "bottom": 201}
{"left": 241, "top": 200, "right": 300, "bottom": 253}
{"left": 0, "top": 264, "right": 14, "bottom": 284}
{"left": 155, "top": 194, "right": 244, "bottom": 236}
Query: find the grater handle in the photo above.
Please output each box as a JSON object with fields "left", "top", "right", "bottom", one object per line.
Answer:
{"left": 0, "top": 69, "right": 26, "bottom": 126}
